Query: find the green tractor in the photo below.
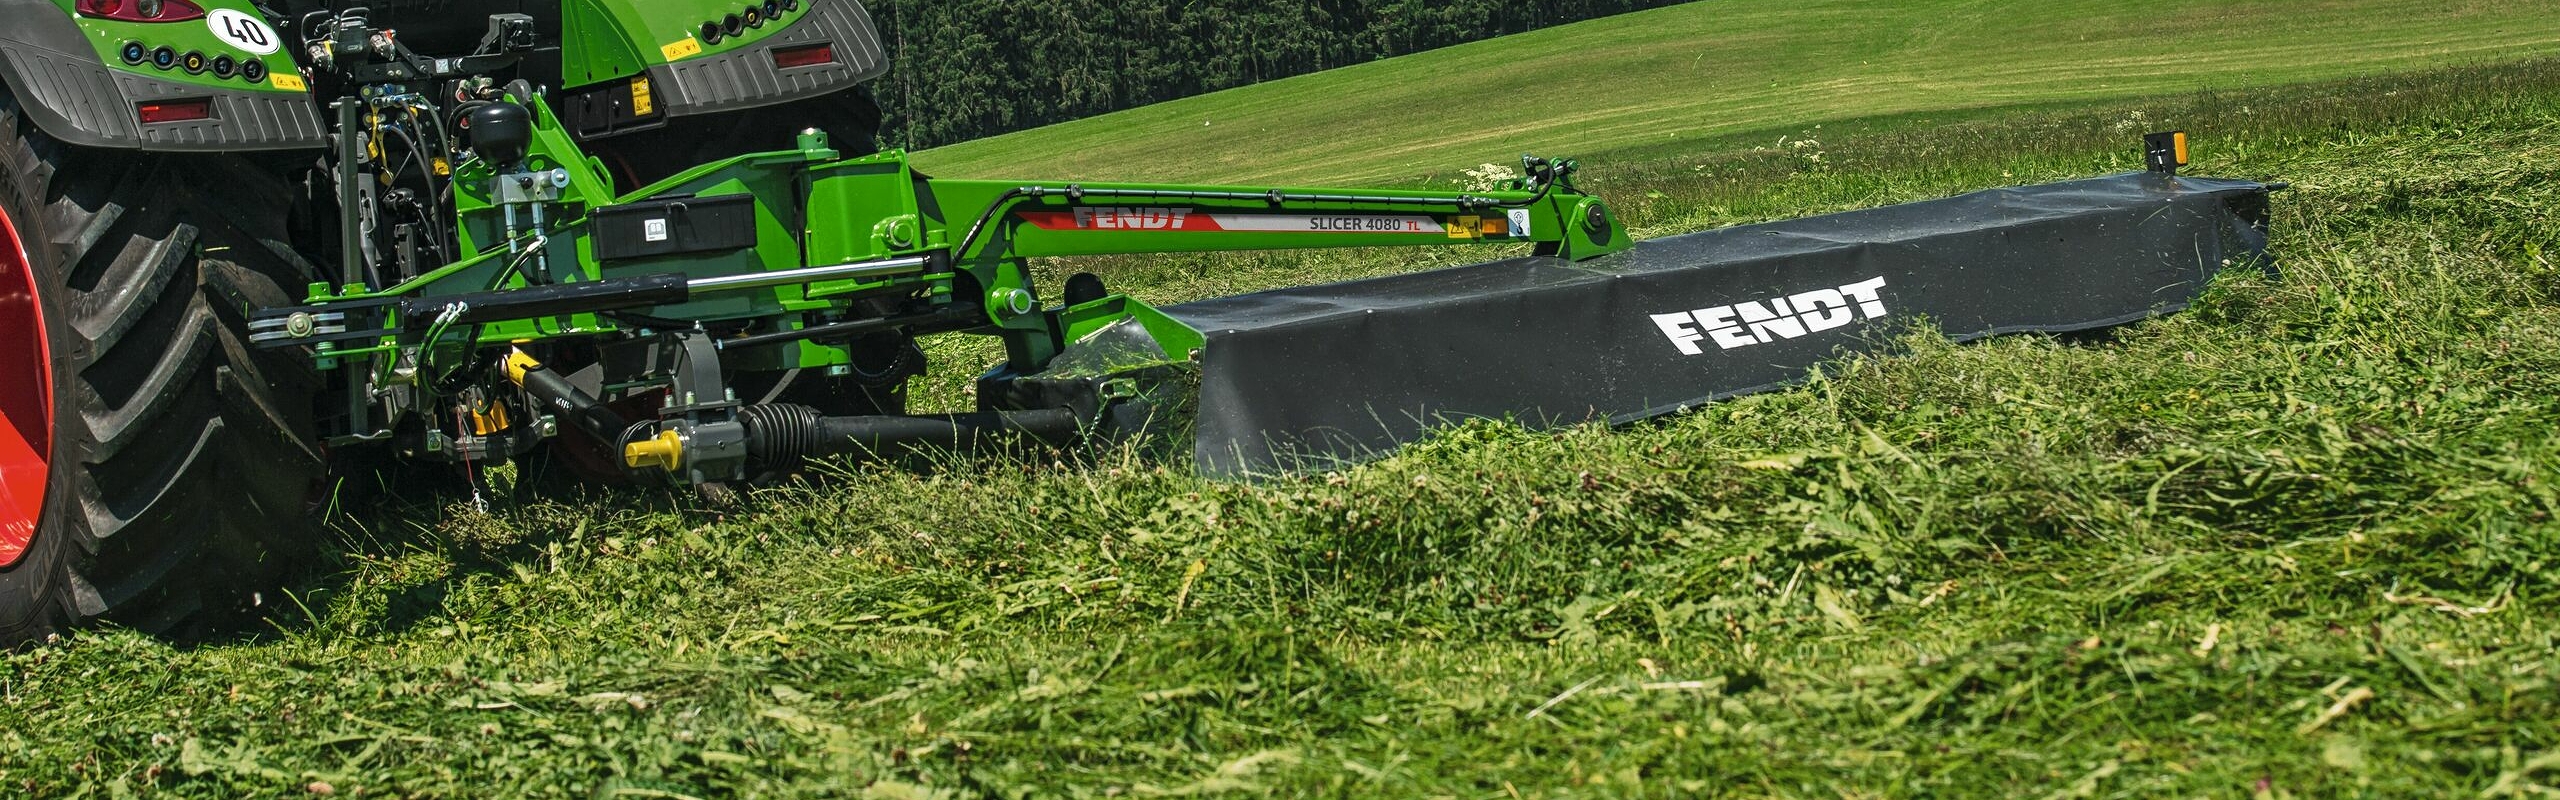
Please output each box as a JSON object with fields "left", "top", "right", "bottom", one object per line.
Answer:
{"left": 0, "top": 0, "right": 2277, "bottom": 645}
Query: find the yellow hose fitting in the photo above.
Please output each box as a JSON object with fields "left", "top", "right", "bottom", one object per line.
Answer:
{"left": 504, "top": 348, "right": 541, "bottom": 386}
{"left": 468, "top": 402, "right": 512, "bottom": 436}
{"left": 624, "top": 429, "right": 685, "bottom": 472}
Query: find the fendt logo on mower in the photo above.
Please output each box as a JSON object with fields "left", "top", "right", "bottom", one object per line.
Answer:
{"left": 1650, "top": 277, "right": 1890, "bottom": 354}
{"left": 1074, "top": 207, "right": 1194, "bottom": 230}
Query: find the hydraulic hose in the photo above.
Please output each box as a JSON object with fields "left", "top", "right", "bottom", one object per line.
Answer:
{"left": 500, "top": 349, "right": 627, "bottom": 442}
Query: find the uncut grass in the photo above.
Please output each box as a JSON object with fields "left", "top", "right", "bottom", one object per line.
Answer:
{"left": 8, "top": 69, "right": 2560, "bottom": 797}
{"left": 913, "top": 0, "right": 2560, "bottom": 185}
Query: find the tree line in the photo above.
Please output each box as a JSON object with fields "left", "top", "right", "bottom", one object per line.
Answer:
{"left": 861, "top": 0, "right": 1686, "bottom": 150}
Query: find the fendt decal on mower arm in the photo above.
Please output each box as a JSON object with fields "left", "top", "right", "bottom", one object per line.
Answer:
{"left": 1019, "top": 208, "right": 1470, "bottom": 236}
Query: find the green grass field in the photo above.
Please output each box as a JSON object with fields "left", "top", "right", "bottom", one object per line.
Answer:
{"left": 915, "top": 0, "right": 2560, "bottom": 186}
{"left": 9, "top": 6, "right": 2560, "bottom": 798}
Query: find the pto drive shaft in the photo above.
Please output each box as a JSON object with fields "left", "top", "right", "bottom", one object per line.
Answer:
{"left": 500, "top": 350, "right": 1077, "bottom": 480}
{"left": 621, "top": 404, "right": 1081, "bottom": 479}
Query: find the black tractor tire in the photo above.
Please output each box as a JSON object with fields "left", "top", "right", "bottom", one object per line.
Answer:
{"left": 0, "top": 85, "right": 328, "bottom": 646}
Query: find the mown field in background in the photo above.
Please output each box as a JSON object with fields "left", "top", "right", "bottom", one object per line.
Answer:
{"left": 915, "top": 0, "right": 2560, "bottom": 186}
{"left": 6, "top": 26, "right": 2560, "bottom": 800}
{"left": 859, "top": 0, "right": 1689, "bottom": 150}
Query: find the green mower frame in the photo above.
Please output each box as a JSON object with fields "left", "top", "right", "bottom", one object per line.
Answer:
{"left": 253, "top": 88, "right": 1629, "bottom": 485}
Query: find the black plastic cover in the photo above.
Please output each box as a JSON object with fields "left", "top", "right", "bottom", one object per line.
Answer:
{"left": 592, "top": 194, "right": 759, "bottom": 261}
{"left": 561, "top": 77, "right": 661, "bottom": 139}
{"left": 1163, "top": 172, "right": 2274, "bottom": 475}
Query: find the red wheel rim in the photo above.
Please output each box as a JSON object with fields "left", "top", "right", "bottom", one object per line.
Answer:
{"left": 0, "top": 201, "right": 51, "bottom": 568}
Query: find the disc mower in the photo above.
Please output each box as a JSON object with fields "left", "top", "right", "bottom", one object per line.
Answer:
{"left": 0, "top": 1, "right": 2275, "bottom": 643}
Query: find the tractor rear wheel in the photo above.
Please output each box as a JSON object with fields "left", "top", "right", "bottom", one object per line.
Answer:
{"left": 0, "top": 86, "right": 327, "bottom": 645}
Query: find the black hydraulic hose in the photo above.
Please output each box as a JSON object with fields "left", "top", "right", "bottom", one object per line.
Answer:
{"left": 413, "top": 103, "right": 465, "bottom": 256}
{"left": 1532, "top": 174, "right": 1565, "bottom": 207}
{"left": 335, "top": 99, "right": 371, "bottom": 288}
{"left": 503, "top": 352, "right": 628, "bottom": 442}
{"left": 950, "top": 187, "right": 1034, "bottom": 263}
{"left": 379, "top": 123, "right": 452, "bottom": 267}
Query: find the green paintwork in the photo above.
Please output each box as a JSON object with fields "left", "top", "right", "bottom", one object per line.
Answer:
{"left": 56, "top": 0, "right": 831, "bottom": 96}
{"left": 561, "top": 0, "right": 826, "bottom": 89}
{"left": 63, "top": 0, "right": 307, "bottom": 95}
{"left": 559, "top": 0, "right": 651, "bottom": 87}
{"left": 1058, "top": 298, "right": 1206, "bottom": 367}
{"left": 289, "top": 86, "right": 1629, "bottom": 396}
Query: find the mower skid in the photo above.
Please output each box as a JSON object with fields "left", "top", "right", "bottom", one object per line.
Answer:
{"left": 1145, "top": 172, "right": 2275, "bottom": 475}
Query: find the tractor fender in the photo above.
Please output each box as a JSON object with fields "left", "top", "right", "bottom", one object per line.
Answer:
{"left": 641, "top": 0, "right": 891, "bottom": 121}
{"left": 0, "top": 0, "right": 325, "bottom": 152}
{"left": 559, "top": 0, "right": 893, "bottom": 139}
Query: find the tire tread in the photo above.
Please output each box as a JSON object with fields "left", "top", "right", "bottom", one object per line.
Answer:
{"left": 0, "top": 84, "right": 324, "bottom": 646}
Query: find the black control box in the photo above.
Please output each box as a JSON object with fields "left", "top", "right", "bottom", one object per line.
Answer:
{"left": 592, "top": 194, "right": 758, "bottom": 262}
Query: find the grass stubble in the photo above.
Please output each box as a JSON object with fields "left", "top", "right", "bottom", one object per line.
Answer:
{"left": 5, "top": 58, "right": 2560, "bottom": 798}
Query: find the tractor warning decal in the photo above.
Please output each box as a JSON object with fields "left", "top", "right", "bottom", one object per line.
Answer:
{"left": 1020, "top": 207, "right": 1442, "bottom": 234}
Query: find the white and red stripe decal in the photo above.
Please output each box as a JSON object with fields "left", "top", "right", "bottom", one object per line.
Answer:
{"left": 1019, "top": 207, "right": 1444, "bottom": 235}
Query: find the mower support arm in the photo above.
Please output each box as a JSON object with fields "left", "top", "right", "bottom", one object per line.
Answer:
{"left": 922, "top": 170, "right": 1628, "bottom": 265}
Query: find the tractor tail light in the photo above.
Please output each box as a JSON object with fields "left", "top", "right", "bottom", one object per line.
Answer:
{"left": 76, "top": 0, "right": 208, "bottom": 23}
{"left": 772, "top": 43, "right": 836, "bottom": 70}
{"left": 137, "top": 98, "right": 213, "bottom": 124}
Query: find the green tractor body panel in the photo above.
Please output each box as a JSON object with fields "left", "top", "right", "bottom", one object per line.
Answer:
{"left": 558, "top": 0, "right": 652, "bottom": 87}
{"left": 554, "top": 0, "right": 889, "bottom": 138}
{"left": 0, "top": 0, "right": 886, "bottom": 151}
{"left": 565, "top": 0, "right": 842, "bottom": 81}
{"left": 56, "top": 0, "right": 308, "bottom": 94}
{"left": 0, "top": 0, "right": 322, "bottom": 150}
